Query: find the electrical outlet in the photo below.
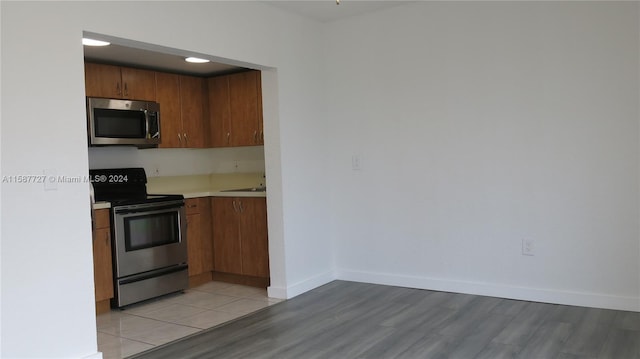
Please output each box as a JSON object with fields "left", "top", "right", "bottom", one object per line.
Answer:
{"left": 352, "top": 155, "right": 362, "bottom": 171}
{"left": 522, "top": 238, "right": 535, "bottom": 256}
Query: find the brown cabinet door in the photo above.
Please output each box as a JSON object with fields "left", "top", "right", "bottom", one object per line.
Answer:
{"left": 121, "top": 67, "right": 156, "bottom": 101}
{"left": 93, "top": 227, "right": 114, "bottom": 302}
{"left": 208, "top": 76, "right": 232, "bottom": 147}
{"left": 185, "top": 197, "right": 201, "bottom": 215}
{"left": 200, "top": 199, "right": 214, "bottom": 272}
{"left": 207, "top": 70, "right": 262, "bottom": 148}
{"left": 212, "top": 197, "right": 242, "bottom": 274}
{"left": 187, "top": 212, "right": 203, "bottom": 276}
{"left": 239, "top": 198, "right": 269, "bottom": 278}
{"left": 85, "top": 63, "right": 156, "bottom": 101}
{"left": 229, "top": 71, "right": 262, "bottom": 146}
{"left": 180, "top": 75, "right": 207, "bottom": 148}
{"left": 185, "top": 198, "right": 213, "bottom": 277}
{"left": 156, "top": 72, "right": 182, "bottom": 148}
{"left": 256, "top": 72, "right": 264, "bottom": 145}
{"left": 84, "top": 63, "right": 122, "bottom": 98}
{"left": 93, "top": 208, "right": 110, "bottom": 230}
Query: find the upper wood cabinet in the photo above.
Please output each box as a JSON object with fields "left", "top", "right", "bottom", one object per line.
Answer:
{"left": 156, "top": 73, "right": 207, "bottom": 148}
{"left": 181, "top": 76, "right": 207, "bottom": 148}
{"left": 156, "top": 72, "right": 181, "bottom": 148}
{"left": 208, "top": 70, "right": 263, "bottom": 147}
{"left": 83, "top": 61, "right": 264, "bottom": 150}
{"left": 208, "top": 76, "right": 232, "bottom": 147}
{"left": 84, "top": 62, "right": 156, "bottom": 101}
{"left": 228, "top": 71, "right": 263, "bottom": 146}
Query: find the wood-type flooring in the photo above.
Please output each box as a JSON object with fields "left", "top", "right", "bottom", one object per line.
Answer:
{"left": 131, "top": 280, "right": 640, "bottom": 359}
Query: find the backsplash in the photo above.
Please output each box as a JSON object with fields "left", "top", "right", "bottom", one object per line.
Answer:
{"left": 146, "top": 172, "right": 265, "bottom": 194}
{"left": 88, "top": 146, "right": 265, "bottom": 176}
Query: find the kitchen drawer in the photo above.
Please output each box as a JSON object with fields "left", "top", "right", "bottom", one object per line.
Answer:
{"left": 94, "top": 209, "right": 110, "bottom": 230}
{"left": 185, "top": 197, "right": 209, "bottom": 215}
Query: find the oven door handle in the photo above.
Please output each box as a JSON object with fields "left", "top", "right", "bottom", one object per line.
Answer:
{"left": 90, "top": 182, "right": 95, "bottom": 231}
{"left": 114, "top": 203, "right": 184, "bottom": 215}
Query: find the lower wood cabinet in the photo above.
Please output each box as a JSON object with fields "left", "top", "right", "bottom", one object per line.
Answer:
{"left": 212, "top": 197, "right": 269, "bottom": 280}
{"left": 92, "top": 209, "right": 113, "bottom": 313}
{"left": 185, "top": 198, "right": 213, "bottom": 286}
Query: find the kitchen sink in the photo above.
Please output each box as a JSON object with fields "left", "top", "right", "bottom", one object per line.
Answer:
{"left": 221, "top": 187, "right": 267, "bottom": 192}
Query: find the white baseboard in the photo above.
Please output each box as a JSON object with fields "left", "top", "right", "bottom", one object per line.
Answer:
{"left": 81, "top": 352, "right": 103, "bottom": 359}
{"left": 267, "top": 285, "right": 287, "bottom": 299}
{"left": 268, "top": 270, "right": 336, "bottom": 300}
{"left": 336, "top": 269, "right": 640, "bottom": 312}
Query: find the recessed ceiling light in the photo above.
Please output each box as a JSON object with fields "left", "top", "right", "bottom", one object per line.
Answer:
{"left": 185, "top": 57, "right": 210, "bottom": 64}
{"left": 82, "top": 38, "right": 111, "bottom": 47}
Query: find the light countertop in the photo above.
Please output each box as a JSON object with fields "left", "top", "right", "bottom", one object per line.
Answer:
{"left": 92, "top": 172, "right": 266, "bottom": 210}
{"left": 94, "top": 201, "right": 111, "bottom": 210}
{"left": 181, "top": 190, "right": 266, "bottom": 199}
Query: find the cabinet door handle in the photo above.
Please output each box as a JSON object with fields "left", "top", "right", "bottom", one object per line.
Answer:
{"left": 254, "top": 130, "right": 258, "bottom": 143}
{"left": 116, "top": 82, "right": 121, "bottom": 96}
{"left": 239, "top": 201, "right": 244, "bottom": 213}
{"left": 178, "top": 133, "right": 182, "bottom": 143}
{"left": 184, "top": 133, "right": 188, "bottom": 144}
{"left": 124, "top": 83, "right": 129, "bottom": 97}
{"left": 232, "top": 200, "right": 238, "bottom": 212}
{"left": 226, "top": 132, "right": 230, "bottom": 145}
{"left": 260, "top": 131, "right": 264, "bottom": 143}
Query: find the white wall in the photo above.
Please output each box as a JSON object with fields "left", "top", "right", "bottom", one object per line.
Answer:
{"left": 0, "top": 2, "right": 5, "bottom": 355}
{"left": 1, "top": 2, "right": 98, "bottom": 358}
{"left": 326, "top": 2, "right": 640, "bottom": 311}
{"left": 1, "top": 1, "right": 331, "bottom": 358}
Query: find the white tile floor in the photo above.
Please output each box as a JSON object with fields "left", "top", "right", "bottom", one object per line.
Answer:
{"left": 96, "top": 281, "right": 283, "bottom": 359}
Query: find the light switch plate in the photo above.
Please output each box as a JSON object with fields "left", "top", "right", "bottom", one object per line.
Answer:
{"left": 522, "top": 238, "right": 534, "bottom": 256}
{"left": 352, "top": 155, "right": 362, "bottom": 171}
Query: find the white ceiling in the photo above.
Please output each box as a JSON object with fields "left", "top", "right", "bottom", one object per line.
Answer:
{"left": 84, "top": 43, "right": 242, "bottom": 77}
{"left": 83, "top": 1, "right": 411, "bottom": 76}
{"left": 266, "top": 0, "right": 413, "bottom": 23}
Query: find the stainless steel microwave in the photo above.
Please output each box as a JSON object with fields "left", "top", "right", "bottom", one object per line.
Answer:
{"left": 87, "top": 97, "right": 160, "bottom": 148}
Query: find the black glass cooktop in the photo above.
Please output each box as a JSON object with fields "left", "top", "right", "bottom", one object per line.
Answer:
{"left": 90, "top": 168, "right": 183, "bottom": 206}
{"left": 107, "top": 194, "right": 185, "bottom": 207}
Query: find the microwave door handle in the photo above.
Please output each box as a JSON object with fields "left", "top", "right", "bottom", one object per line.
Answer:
{"left": 143, "top": 109, "right": 150, "bottom": 139}
{"left": 145, "top": 110, "right": 160, "bottom": 139}
{"left": 152, "top": 112, "right": 160, "bottom": 138}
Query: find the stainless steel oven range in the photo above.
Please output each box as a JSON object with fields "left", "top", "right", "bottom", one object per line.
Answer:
{"left": 90, "top": 168, "right": 188, "bottom": 308}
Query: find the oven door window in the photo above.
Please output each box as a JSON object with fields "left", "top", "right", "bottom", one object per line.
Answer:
{"left": 94, "top": 108, "right": 146, "bottom": 139}
{"left": 124, "top": 211, "right": 180, "bottom": 251}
